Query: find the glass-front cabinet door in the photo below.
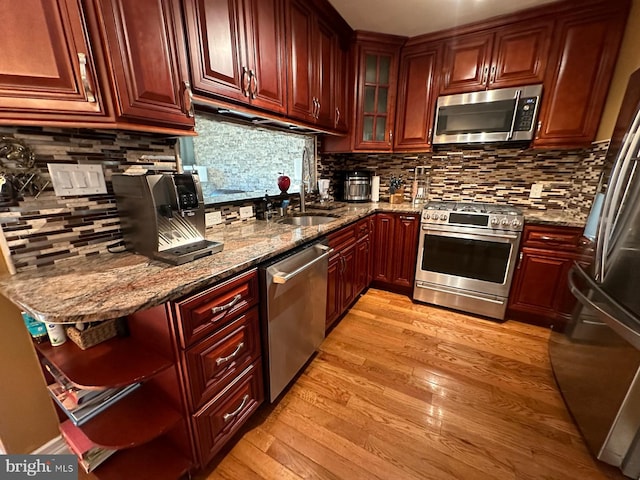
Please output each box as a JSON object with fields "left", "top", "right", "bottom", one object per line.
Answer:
{"left": 354, "top": 37, "right": 401, "bottom": 151}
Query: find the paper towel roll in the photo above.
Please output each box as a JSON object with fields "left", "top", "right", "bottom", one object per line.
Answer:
{"left": 371, "top": 176, "right": 380, "bottom": 202}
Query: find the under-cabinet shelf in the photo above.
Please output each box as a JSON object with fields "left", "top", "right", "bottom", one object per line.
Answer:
{"left": 36, "top": 336, "right": 173, "bottom": 389}
{"left": 78, "top": 436, "right": 192, "bottom": 480}
{"left": 79, "top": 383, "right": 182, "bottom": 449}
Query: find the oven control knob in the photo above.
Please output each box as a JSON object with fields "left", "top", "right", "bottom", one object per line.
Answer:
{"left": 439, "top": 213, "right": 447, "bottom": 221}
{"left": 425, "top": 213, "right": 431, "bottom": 220}
{"left": 490, "top": 217, "right": 499, "bottom": 227}
{"left": 500, "top": 218, "right": 509, "bottom": 226}
{"left": 511, "top": 219, "right": 522, "bottom": 228}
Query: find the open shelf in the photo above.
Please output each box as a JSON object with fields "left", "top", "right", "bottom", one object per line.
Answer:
{"left": 36, "top": 336, "right": 173, "bottom": 389}
{"left": 78, "top": 437, "right": 192, "bottom": 480}
{"left": 78, "top": 383, "right": 182, "bottom": 449}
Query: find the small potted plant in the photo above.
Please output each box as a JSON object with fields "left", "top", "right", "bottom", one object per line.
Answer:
{"left": 389, "top": 175, "right": 405, "bottom": 204}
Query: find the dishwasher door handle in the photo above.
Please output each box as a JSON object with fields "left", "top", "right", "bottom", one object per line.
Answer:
{"left": 272, "top": 245, "right": 333, "bottom": 284}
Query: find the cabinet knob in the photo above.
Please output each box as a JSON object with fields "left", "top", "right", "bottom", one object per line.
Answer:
{"left": 482, "top": 66, "right": 489, "bottom": 85}
{"left": 389, "top": 130, "right": 393, "bottom": 144}
{"left": 249, "top": 69, "right": 257, "bottom": 99}
{"left": 335, "top": 107, "right": 341, "bottom": 127}
{"left": 77, "top": 53, "right": 96, "bottom": 103}
{"left": 241, "top": 67, "right": 250, "bottom": 97}
{"left": 182, "top": 81, "right": 194, "bottom": 118}
{"left": 536, "top": 120, "right": 542, "bottom": 139}
{"left": 489, "top": 65, "right": 497, "bottom": 84}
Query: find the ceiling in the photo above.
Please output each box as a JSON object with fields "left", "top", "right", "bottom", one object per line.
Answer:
{"left": 327, "top": 0, "right": 562, "bottom": 37}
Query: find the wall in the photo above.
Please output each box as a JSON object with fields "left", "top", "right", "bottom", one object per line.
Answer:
{"left": 320, "top": 143, "right": 605, "bottom": 217}
{"left": 596, "top": 0, "right": 640, "bottom": 140}
{"left": 0, "top": 252, "right": 59, "bottom": 453}
{"left": 190, "top": 112, "right": 316, "bottom": 200}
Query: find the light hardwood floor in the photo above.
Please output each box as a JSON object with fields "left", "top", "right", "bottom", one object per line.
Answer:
{"left": 196, "top": 288, "right": 625, "bottom": 480}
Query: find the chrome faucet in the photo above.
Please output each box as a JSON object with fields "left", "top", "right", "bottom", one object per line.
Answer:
{"left": 299, "top": 182, "right": 306, "bottom": 213}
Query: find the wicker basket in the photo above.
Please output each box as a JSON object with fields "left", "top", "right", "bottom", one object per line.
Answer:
{"left": 66, "top": 319, "right": 118, "bottom": 350}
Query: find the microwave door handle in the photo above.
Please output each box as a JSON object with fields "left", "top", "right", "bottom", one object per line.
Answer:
{"left": 506, "top": 89, "right": 521, "bottom": 140}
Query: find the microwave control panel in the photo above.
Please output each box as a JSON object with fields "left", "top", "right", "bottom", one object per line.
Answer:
{"left": 514, "top": 97, "right": 539, "bottom": 132}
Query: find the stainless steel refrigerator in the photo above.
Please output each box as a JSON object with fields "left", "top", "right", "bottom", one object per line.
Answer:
{"left": 549, "top": 67, "right": 640, "bottom": 478}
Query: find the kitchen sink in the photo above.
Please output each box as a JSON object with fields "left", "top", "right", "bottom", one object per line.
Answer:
{"left": 277, "top": 213, "right": 339, "bottom": 226}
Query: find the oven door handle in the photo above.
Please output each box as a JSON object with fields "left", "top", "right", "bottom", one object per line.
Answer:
{"left": 422, "top": 227, "right": 519, "bottom": 242}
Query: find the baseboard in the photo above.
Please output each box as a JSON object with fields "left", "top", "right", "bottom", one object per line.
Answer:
{"left": 30, "top": 435, "right": 70, "bottom": 455}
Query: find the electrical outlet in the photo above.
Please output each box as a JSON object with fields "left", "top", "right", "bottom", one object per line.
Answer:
{"left": 205, "top": 211, "right": 222, "bottom": 226}
{"left": 530, "top": 182, "right": 544, "bottom": 199}
{"left": 239, "top": 206, "right": 254, "bottom": 219}
{"left": 47, "top": 164, "right": 107, "bottom": 196}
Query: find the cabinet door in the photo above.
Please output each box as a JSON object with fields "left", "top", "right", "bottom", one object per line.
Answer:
{"left": 509, "top": 248, "right": 571, "bottom": 315}
{"left": 534, "top": 9, "right": 627, "bottom": 148}
{"left": 440, "top": 31, "right": 493, "bottom": 95}
{"left": 286, "top": 0, "right": 315, "bottom": 123}
{"left": 391, "top": 214, "right": 419, "bottom": 288}
{"left": 97, "top": 0, "right": 194, "bottom": 127}
{"left": 341, "top": 242, "right": 357, "bottom": 310}
{"left": 315, "top": 17, "right": 336, "bottom": 128}
{"left": 355, "top": 235, "right": 371, "bottom": 295}
{"left": 490, "top": 20, "right": 551, "bottom": 89}
{"left": 326, "top": 253, "right": 342, "bottom": 330}
{"left": 183, "top": 0, "right": 248, "bottom": 103}
{"left": 0, "top": 0, "right": 107, "bottom": 122}
{"left": 355, "top": 45, "right": 400, "bottom": 151}
{"left": 394, "top": 45, "right": 440, "bottom": 151}
{"left": 333, "top": 43, "right": 350, "bottom": 132}
{"left": 243, "top": 0, "right": 286, "bottom": 113}
{"left": 372, "top": 213, "right": 395, "bottom": 283}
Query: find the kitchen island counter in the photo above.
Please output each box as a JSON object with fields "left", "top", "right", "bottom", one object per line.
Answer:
{"left": 0, "top": 203, "right": 420, "bottom": 324}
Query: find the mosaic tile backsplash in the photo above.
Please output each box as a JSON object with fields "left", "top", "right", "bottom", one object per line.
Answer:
{"left": 318, "top": 143, "right": 608, "bottom": 216}
{"left": 0, "top": 122, "right": 608, "bottom": 273}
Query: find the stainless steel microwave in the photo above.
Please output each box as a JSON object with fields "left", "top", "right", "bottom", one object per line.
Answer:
{"left": 432, "top": 84, "right": 542, "bottom": 145}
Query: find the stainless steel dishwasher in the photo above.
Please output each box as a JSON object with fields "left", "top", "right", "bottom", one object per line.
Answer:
{"left": 261, "top": 241, "right": 332, "bottom": 402}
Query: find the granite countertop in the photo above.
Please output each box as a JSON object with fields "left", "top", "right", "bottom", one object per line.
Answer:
{"left": 521, "top": 208, "right": 587, "bottom": 228}
{"left": 0, "top": 202, "right": 420, "bottom": 324}
{"left": 0, "top": 202, "right": 584, "bottom": 324}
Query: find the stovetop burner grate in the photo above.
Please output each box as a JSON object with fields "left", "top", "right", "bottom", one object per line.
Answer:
{"left": 424, "top": 201, "right": 521, "bottom": 215}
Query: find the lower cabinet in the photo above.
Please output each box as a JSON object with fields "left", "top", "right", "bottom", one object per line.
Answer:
{"left": 172, "top": 269, "right": 264, "bottom": 468}
{"left": 507, "top": 224, "right": 592, "bottom": 330}
{"left": 326, "top": 218, "right": 372, "bottom": 330}
{"left": 372, "top": 212, "right": 420, "bottom": 294}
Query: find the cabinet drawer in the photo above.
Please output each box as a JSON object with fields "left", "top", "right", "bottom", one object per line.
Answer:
{"left": 522, "top": 224, "right": 583, "bottom": 250}
{"left": 184, "top": 307, "right": 260, "bottom": 410}
{"left": 175, "top": 269, "right": 259, "bottom": 348}
{"left": 328, "top": 224, "right": 356, "bottom": 251}
{"left": 193, "top": 360, "right": 264, "bottom": 466}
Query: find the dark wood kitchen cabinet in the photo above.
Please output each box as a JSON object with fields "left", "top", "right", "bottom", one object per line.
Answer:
{"left": 182, "top": 0, "right": 287, "bottom": 114}
{"left": 90, "top": 0, "right": 195, "bottom": 129}
{"left": 286, "top": 0, "right": 338, "bottom": 128}
{"left": 372, "top": 212, "right": 420, "bottom": 294}
{"left": 36, "top": 305, "right": 193, "bottom": 478}
{"left": 533, "top": 6, "right": 628, "bottom": 148}
{"left": 507, "top": 224, "right": 592, "bottom": 331}
{"left": 326, "top": 218, "right": 372, "bottom": 331}
{"left": 0, "top": 0, "right": 109, "bottom": 126}
{"left": 172, "top": 268, "right": 263, "bottom": 468}
{"left": 440, "top": 20, "right": 551, "bottom": 95}
{"left": 394, "top": 42, "right": 441, "bottom": 151}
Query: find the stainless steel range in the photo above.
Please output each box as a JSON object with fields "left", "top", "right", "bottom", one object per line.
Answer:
{"left": 413, "top": 201, "right": 523, "bottom": 320}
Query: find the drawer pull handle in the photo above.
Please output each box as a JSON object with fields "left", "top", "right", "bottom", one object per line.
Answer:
{"left": 223, "top": 394, "right": 249, "bottom": 422}
{"left": 539, "top": 235, "right": 565, "bottom": 242}
{"left": 216, "top": 342, "right": 244, "bottom": 366}
{"left": 211, "top": 294, "right": 242, "bottom": 315}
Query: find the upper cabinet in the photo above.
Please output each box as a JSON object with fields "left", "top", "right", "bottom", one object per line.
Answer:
{"left": 0, "top": 0, "right": 109, "bottom": 125}
{"left": 394, "top": 42, "right": 441, "bottom": 151}
{"left": 182, "top": 0, "right": 287, "bottom": 114}
{"left": 91, "top": 0, "right": 195, "bottom": 128}
{"left": 285, "top": 0, "right": 339, "bottom": 129}
{"left": 440, "top": 20, "right": 551, "bottom": 95}
{"left": 533, "top": 6, "right": 628, "bottom": 148}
